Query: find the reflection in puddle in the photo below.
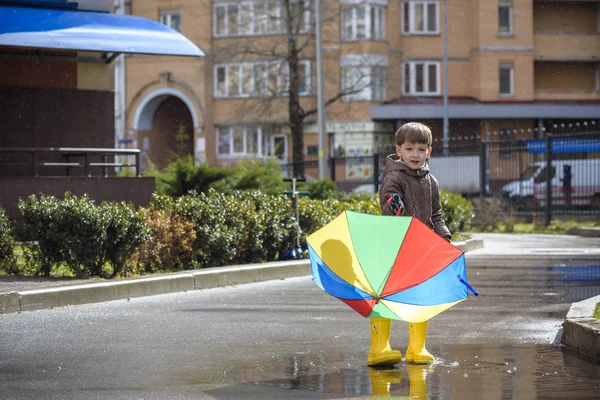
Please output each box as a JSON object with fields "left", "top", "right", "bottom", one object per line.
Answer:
{"left": 527, "top": 265, "right": 600, "bottom": 303}
{"left": 212, "top": 344, "right": 599, "bottom": 399}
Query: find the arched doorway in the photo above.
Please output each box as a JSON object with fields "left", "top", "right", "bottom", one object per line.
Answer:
{"left": 133, "top": 88, "right": 201, "bottom": 171}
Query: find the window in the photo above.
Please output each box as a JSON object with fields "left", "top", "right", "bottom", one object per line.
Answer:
{"left": 214, "top": 4, "right": 240, "bottom": 36}
{"left": 534, "top": 166, "right": 555, "bottom": 184}
{"left": 159, "top": 10, "right": 181, "bottom": 32}
{"left": 214, "top": 0, "right": 310, "bottom": 37}
{"left": 403, "top": 61, "right": 439, "bottom": 95}
{"left": 297, "top": 62, "right": 311, "bottom": 95}
{"left": 217, "top": 125, "right": 287, "bottom": 160}
{"left": 402, "top": 1, "right": 438, "bottom": 35}
{"left": 214, "top": 61, "right": 311, "bottom": 98}
{"left": 216, "top": 66, "right": 226, "bottom": 96}
{"left": 499, "top": 63, "right": 514, "bottom": 96}
{"left": 341, "top": 5, "right": 385, "bottom": 41}
{"left": 342, "top": 67, "right": 386, "bottom": 101}
{"left": 217, "top": 126, "right": 260, "bottom": 155}
{"left": 498, "top": 2, "right": 513, "bottom": 35}
{"left": 283, "top": 0, "right": 311, "bottom": 34}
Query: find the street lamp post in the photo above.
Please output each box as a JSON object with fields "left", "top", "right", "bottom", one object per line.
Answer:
{"left": 315, "top": 0, "right": 327, "bottom": 179}
{"left": 442, "top": 0, "right": 449, "bottom": 156}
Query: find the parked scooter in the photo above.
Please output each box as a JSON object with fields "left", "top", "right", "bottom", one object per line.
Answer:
{"left": 278, "top": 177, "right": 310, "bottom": 260}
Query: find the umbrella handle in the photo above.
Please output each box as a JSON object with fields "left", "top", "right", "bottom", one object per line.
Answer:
{"left": 457, "top": 276, "right": 479, "bottom": 296}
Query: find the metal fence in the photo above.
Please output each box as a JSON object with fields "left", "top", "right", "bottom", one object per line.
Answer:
{"left": 0, "top": 147, "right": 141, "bottom": 177}
{"left": 281, "top": 132, "right": 600, "bottom": 221}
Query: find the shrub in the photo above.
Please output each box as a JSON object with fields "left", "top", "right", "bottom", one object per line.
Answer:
{"left": 237, "top": 191, "right": 298, "bottom": 262}
{"left": 173, "top": 190, "right": 298, "bottom": 267}
{"left": 210, "top": 160, "right": 286, "bottom": 195}
{"left": 439, "top": 190, "right": 474, "bottom": 234}
{"left": 101, "top": 201, "right": 150, "bottom": 277}
{"left": 173, "top": 190, "right": 244, "bottom": 267}
{"left": 145, "top": 155, "right": 232, "bottom": 197}
{"left": 470, "top": 196, "right": 506, "bottom": 232}
{"left": 130, "top": 204, "right": 196, "bottom": 273}
{"left": 17, "top": 193, "right": 107, "bottom": 277}
{"left": 17, "top": 193, "right": 148, "bottom": 277}
{"left": 116, "top": 166, "right": 136, "bottom": 177}
{"left": 0, "top": 207, "right": 16, "bottom": 273}
{"left": 305, "top": 179, "right": 341, "bottom": 200}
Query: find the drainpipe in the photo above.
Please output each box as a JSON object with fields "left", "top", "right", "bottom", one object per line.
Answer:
{"left": 114, "top": 0, "right": 127, "bottom": 156}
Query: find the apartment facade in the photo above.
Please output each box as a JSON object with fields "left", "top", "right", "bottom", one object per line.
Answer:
{"left": 124, "top": 0, "right": 600, "bottom": 172}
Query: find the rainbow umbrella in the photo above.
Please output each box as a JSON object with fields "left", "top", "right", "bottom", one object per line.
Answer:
{"left": 306, "top": 210, "right": 478, "bottom": 322}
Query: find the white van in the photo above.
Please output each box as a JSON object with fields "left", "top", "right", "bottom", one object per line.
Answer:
{"left": 502, "top": 159, "right": 600, "bottom": 209}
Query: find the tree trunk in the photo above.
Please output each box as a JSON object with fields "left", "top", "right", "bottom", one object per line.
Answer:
{"left": 286, "top": 3, "right": 304, "bottom": 178}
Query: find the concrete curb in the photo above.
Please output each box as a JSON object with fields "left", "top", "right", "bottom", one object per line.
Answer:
{"left": 561, "top": 295, "right": 600, "bottom": 360}
{"left": 0, "top": 292, "right": 20, "bottom": 314}
{"left": 453, "top": 238, "right": 484, "bottom": 253}
{"left": 2, "top": 260, "right": 310, "bottom": 314}
{"left": 567, "top": 227, "right": 600, "bottom": 238}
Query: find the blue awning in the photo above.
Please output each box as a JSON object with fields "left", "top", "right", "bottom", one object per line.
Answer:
{"left": 0, "top": 5, "right": 204, "bottom": 57}
{"left": 525, "top": 138, "right": 600, "bottom": 154}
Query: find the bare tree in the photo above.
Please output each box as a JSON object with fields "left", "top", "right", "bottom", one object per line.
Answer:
{"left": 212, "top": 0, "right": 377, "bottom": 177}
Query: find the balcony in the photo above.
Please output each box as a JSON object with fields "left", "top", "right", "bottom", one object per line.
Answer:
{"left": 535, "top": 33, "right": 600, "bottom": 61}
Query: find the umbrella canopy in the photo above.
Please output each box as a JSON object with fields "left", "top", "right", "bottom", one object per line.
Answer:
{"left": 307, "top": 210, "right": 477, "bottom": 322}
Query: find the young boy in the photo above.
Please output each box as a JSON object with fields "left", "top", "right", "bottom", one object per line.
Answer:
{"left": 368, "top": 122, "right": 451, "bottom": 367}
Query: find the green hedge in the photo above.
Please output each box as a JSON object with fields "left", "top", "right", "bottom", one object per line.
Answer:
{"left": 440, "top": 190, "right": 474, "bottom": 233}
{"left": 171, "top": 189, "right": 298, "bottom": 268}
{"left": 17, "top": 193, "right": 149, "bottom": 277}
{"left": 2, "top": 185, "right": 473, "bottom": 277}
{"left": 0, "top": 207, "right": 16, "bottom": 273}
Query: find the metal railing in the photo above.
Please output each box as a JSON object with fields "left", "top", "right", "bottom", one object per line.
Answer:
{"left": 280, "top": 132, "right": 600, "bottom": 220}
{"left": 0, "top": 147, "right": 141, "bottom": 177}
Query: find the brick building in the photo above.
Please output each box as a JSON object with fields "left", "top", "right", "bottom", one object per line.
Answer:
{"left": 124, "top": 0, "right": 600, "bottom": 173}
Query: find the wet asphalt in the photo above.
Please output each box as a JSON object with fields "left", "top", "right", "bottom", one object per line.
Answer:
{"left": 0, "top": 233, "right": 599, "bottom": 399}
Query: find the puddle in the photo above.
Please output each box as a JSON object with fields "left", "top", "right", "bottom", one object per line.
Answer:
{"left": 203, "top": 344, "right": 599, "bottom": 399}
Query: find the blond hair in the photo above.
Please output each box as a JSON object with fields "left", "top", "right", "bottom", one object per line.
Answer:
{"left": 395, "top": 122, "right": 433, "bottom": 147}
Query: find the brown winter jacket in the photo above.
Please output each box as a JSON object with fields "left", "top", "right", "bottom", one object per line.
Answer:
{"left": 379, "top": 154, "right": 451, "bottom": 240}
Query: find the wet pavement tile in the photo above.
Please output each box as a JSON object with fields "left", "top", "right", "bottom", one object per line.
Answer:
{"left": 203, "top": 344, "right": 600, "bottom": 399}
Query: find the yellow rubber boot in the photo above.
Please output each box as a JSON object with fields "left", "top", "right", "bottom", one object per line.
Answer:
{"left": 368, "top": 368, "right": 402, "bottom": 396}
{"left": 406, "top": 365, "right": 430, "bottom": 398}
{"left": 405, "top": 321, "right": 435, "bottom": 364}
{"left": 367, "top": 318, "right": 403, "bottom": 367}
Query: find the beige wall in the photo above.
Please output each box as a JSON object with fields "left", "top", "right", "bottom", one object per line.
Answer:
{"left": 535, "top": 33, "right": 600, "bottom": 61}
{"left": 535, "top": 62, "right": 597, "bottom": 91}
{"left": 78, "top": 60, "right": 114, "bottom": 91}
{"left": 469, "top": 51, "right": 535, "bottom": 101}
{"left": 533, "top": 2, "right": 598, "bottom": 33}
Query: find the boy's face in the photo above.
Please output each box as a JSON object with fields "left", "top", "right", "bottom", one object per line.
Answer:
{"left": 396, "top": 141, "right": 432, "bottom": 170}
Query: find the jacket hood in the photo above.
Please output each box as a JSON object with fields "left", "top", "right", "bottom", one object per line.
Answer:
{"left": 384, "top": 153, "right": 430, "bottom": 178}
